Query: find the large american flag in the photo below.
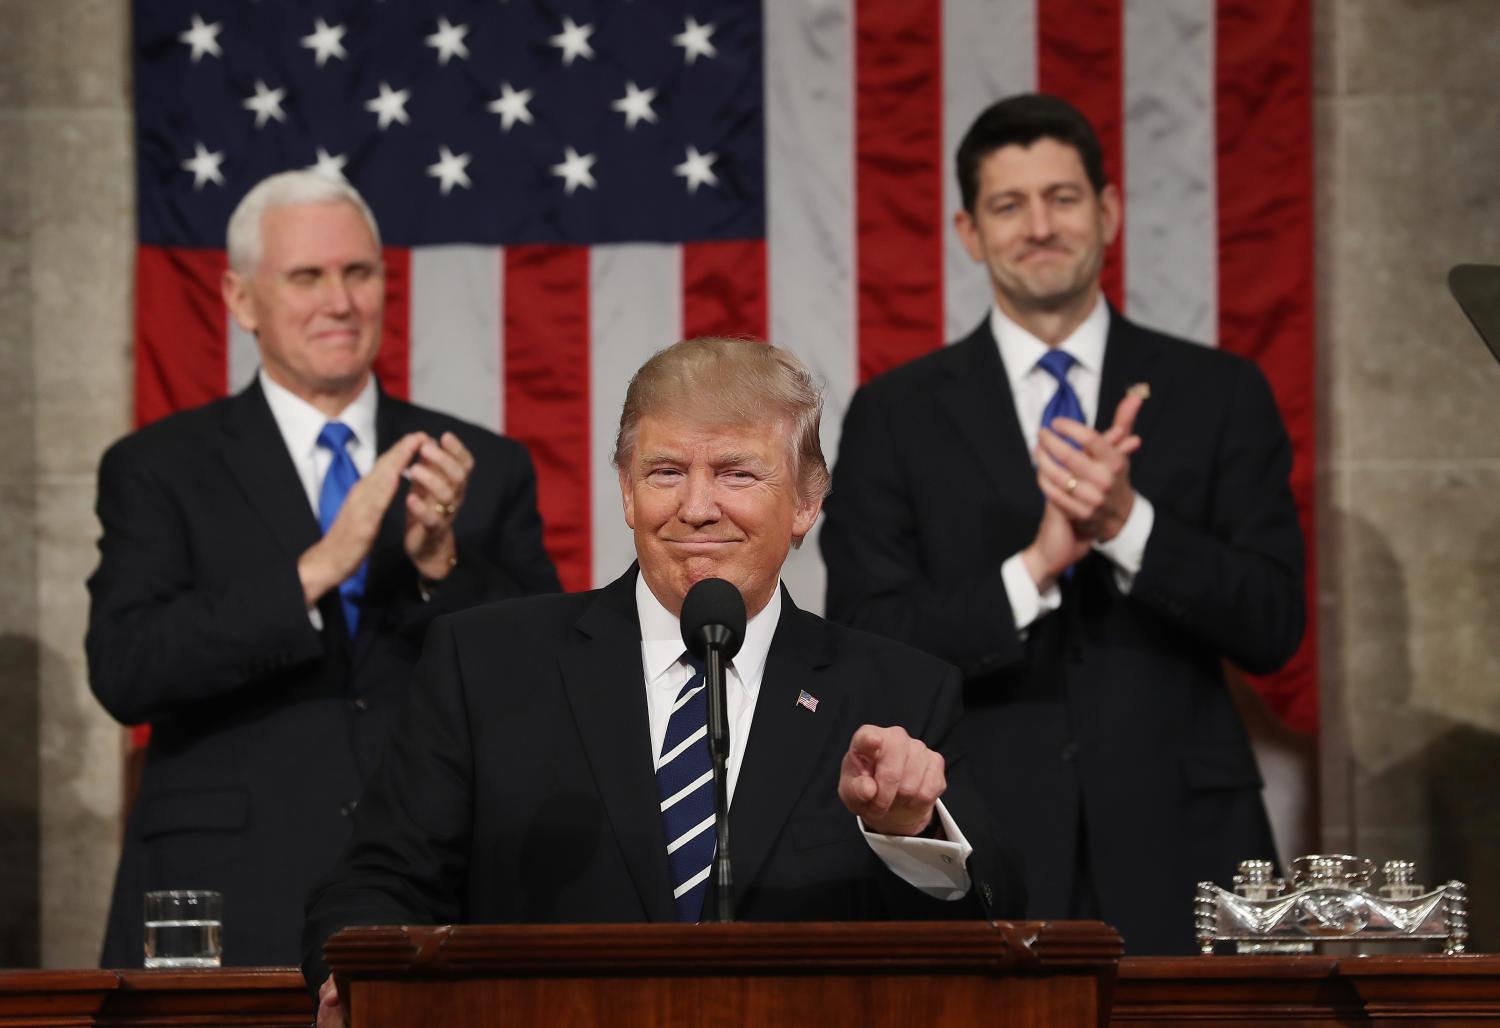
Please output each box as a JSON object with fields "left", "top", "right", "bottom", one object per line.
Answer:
{"left": 133, "top": 0, "right": 1316, "bottom": 733}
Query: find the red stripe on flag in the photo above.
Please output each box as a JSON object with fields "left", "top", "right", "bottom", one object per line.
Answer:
{"left": 683, "top": 239, "right": 768, "bottom": 340}
{"left": 135, "top": 246, "right": 228, "bottom": 428}
{"left": 1216, "top": 0, "right": 1317, "bottom": 734}
{"left": 1037, "top": 0, "right": 1124, "bottom": 308}
{"left": 854, "top": 0, "right": 944, "bottom": 383}
{"left": 504, "top": 246, "right": 591, "bottom": 593}
{"left": 373, "top": 246, "right": 411, "bottom": 400}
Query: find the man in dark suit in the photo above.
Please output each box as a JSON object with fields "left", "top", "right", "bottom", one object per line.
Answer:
{"left": 87, "top": 171, "right": 561, "bottom": 967}
{"left": 303, "top": 338, "right": 1023, "bottom": 1025}
{"left": 820, "top": 94, "right": 1305, "bottom": 954}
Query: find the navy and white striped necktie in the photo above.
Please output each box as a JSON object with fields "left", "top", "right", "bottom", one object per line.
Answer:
{"left": 656, "top": 652, "right": 716, "bottom": 922}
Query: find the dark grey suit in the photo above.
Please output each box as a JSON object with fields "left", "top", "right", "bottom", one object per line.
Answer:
{"left": 820, "top": 311, "right": 1304, "bottom": 953}
{"left": 89, "top": 380, "right": 560, "bottom": 967}
{"left": 302, "top": 569, "right": 1024, "bottom": 989}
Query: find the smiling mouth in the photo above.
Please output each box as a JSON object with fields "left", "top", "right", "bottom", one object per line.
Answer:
{"left": 669, "top": 539, "right": 738, "bottom": 551}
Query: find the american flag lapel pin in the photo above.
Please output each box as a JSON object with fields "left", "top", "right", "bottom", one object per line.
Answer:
{"left": 796, "top": 689, "right": 819, "bottom": 713}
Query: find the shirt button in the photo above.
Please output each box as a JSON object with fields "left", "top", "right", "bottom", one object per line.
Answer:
{"left": 340, "top": 800, "right": 358, "bottom": 817}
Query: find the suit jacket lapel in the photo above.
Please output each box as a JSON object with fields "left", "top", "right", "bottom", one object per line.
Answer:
{"left": 348, "top": 390, "right": 414, "bottom": 659}
{"left": 219, "top": 381, "right": 323, "bottom": 562}
{"left": 729, "top": 588, "right": 844, "bottom": 895}
{"left": 936, "top": 320, "right": 1043, "bottom": 521}
{"left": 1096, "top": 307, "right": 1169, "bottom": 441}
{"left": 557, "top": 569, "right": 677, "bottom": 922}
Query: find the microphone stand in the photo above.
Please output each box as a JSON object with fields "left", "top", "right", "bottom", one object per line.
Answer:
{"left": 704, "top": 640, "right": 734, "bottom": 922}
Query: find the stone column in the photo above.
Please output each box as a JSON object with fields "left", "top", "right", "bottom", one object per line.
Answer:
{"left": 0, "top": 0, "right": 134, "bottom": 966}
{"left": 1318, "top": 0, "right": 1500, "bottom": 949}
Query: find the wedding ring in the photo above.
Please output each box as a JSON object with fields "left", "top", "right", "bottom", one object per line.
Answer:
{"left": 1065, "top": 476, "right": 1078, "bottom": 494}
{"left": 434, "top": 502, "right": 455, "bottom": 516}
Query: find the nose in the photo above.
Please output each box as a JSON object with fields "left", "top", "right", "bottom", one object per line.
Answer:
{"left": 1025, "top": 201, "right": 1053, "bottom": 241}
{"left": 678, "top": 469, "right": 719, "bottom": 526}
{"left": 318, "top": 274, "right": 355, "bottom": 316}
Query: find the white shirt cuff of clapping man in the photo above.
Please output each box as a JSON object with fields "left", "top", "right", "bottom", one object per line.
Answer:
{"left": 1092, "top": 491, "right": 1155, "bottom": 593}
{"left": 857, "top": 799, "right": 972, "bottom": 900}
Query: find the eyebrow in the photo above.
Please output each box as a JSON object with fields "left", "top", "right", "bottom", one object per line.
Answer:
{"left": 637, "top": 451, "right": 769, "bottom": 471}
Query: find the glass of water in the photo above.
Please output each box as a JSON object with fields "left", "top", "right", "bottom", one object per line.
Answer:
{"left": 143, "top": 890, "right": 222, "bottom": 968}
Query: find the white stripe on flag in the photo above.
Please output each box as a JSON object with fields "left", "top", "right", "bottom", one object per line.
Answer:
{"left": 660, "top": 769, "right": 714, "bottom": 813}
{"left": 764, "top": 0, "right": 857, "bottom": 616}
{"left": 942, "top": 0, "right": 1039, "bottom": 342}
{"left": 228, "top": 316, "right": 258, "bottom": 394}
{"left": 410, "top": 245, "right": 504, "bottom": 428}
{"left": 589, "top": 243, "right": 683, "bottom": 589}
{"left": 1123, "top": 0, "right": 1218, "bottom": 345}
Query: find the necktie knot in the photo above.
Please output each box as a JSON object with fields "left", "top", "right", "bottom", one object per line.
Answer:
{"left": 681, "top": 651, "right": 706, "bottom": 679}
{"left": 1037, "top": 348, "right": 1076, "bottom": 384}
{"left": 317, "top": 421, "right": 356, "bottom": 453}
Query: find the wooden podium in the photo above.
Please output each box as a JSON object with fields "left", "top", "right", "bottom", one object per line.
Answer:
{"left": 324, "top": 921, "right": 1123, "bottom": 1027}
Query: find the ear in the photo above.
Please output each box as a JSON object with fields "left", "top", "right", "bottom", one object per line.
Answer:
{"left": 954, "top": 209, "right": 984, "bottom": 264}
{"left": 1098, "top": 183, "right": 1122, "bottom": 247}
{"left": 790, "top": 493, "right": 823, "bottom": 544}
{"left": 222, "top": 269, "right": 258, "bottom": 334}
{"left": 618, "top": 466, "right": 636, "bottom": 530}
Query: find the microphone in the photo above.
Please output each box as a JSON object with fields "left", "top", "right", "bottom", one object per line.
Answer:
{"left": 680, "top": 577, "right": 746, "bottom": 664}
{"left": 679, "top": 578, "right": 746, "bottom": 923}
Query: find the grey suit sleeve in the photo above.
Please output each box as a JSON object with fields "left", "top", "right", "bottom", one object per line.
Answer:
{"left": 1131, "top": 360, "right": 1306, "bottom": 674}
{"left": 85, "top": 441, "right": 325, "bottom": 726}
{"left": 302, "top": 614, "right": 474, "bottom": 992}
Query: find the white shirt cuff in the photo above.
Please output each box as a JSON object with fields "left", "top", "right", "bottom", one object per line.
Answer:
{"left": 858, "top": 799, "right": 973, "bottom": 901}
{"left": 1001, "top": 551, "right": 1061, "bottom": 635}
{"left": 1092, "top": 491, "right": 1155, "bottom": 594}
{"left": 308, "top": 606, "right": 324, "bottom": 631}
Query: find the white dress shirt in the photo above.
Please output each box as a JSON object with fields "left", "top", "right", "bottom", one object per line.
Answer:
{"left": 991, "top": 298, "right": 1156, "bottom": 632}
{"left": 634, "top": 574, "right": 974, "bottom": 900}
{"left": 259, "top": 369, "right": 379, "bottom": 626}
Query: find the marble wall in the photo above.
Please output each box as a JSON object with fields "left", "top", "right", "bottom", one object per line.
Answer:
{"left": 1317, "top": 0, "right": 1500, "bottom": 949}
{"left": 0, "top": 0, "right": 134, "bottom": 966}
{"left": 2, "top": 0, "right": 1500, "bottom": 963}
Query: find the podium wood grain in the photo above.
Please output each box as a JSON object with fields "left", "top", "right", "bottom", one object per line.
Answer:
{"left": 324, "top": 920, "right": 1123, "bottom": 1027}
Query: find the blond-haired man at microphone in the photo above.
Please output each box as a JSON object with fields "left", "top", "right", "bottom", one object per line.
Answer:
{"left": 302, "top": 338, "right": 1024, "bottom": 1024}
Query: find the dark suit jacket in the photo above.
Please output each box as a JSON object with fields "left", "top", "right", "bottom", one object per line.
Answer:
{"left": 88, "top": 380, "right": 561, "bottom": 967}
{"left": 301, "top": 569, "right": 1023, "bottom": 989}
{"left": 819, "top": 311, "right": 1305, "bottom": 954}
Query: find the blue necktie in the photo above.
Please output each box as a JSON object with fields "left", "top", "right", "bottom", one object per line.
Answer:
{"left": 656, "top": 653, "right": 716, "bottom": 922}
{"left": 316, "top": 422, "right": 366, "bottom": 637}
{"left": 1038, "top": 349, "right": 1085, "bottom": 438}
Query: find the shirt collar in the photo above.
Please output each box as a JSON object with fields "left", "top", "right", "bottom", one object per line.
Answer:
{"left": 635, "top": 571, "right": 781, "bottom": 688}
{"left": 990, "top": 294, "right": 1110, "bottom": 389}
{"left": 259, "top": 369, "right": 379, "bottom": 459}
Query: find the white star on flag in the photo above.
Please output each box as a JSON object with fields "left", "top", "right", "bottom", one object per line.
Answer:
{"left": 308, "top": 147, "right": 348, "bottom": 181}
{"left": 672, "top": 16, "right": 717, "bottom": 65}
{"left": 178, "top": 14, "right": 222, "bottom": 63}
{"left": 549, "top": 16, "right": 595, "bottom": 66}
{"left": 300, "top": 18, "right": 348, "bottom": 68}
{"left": 673, "top": 146, "right": 719, "bottom": 194}
{"left": 365, "top": 82, "right": 411, "bottom": 130}
{"left": 426, "top": 146, "right": 473, "bottom": 195}
{"left": 424, "top": 17, "right": 470, "bottom": 65}
{"left": 610, "top": 81, "right": 658, "bottom": 130}
{"left": 242, "top": 81, "right": 287, "bottom": 129}
{"left": 550, "top": 147, "right": 597, "bottom": 195}
{"left": 181, "top": 142, "right": 225, "bottom": 190}
{"left": 487, "top": 83, "right": 534, "bottom": 132}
